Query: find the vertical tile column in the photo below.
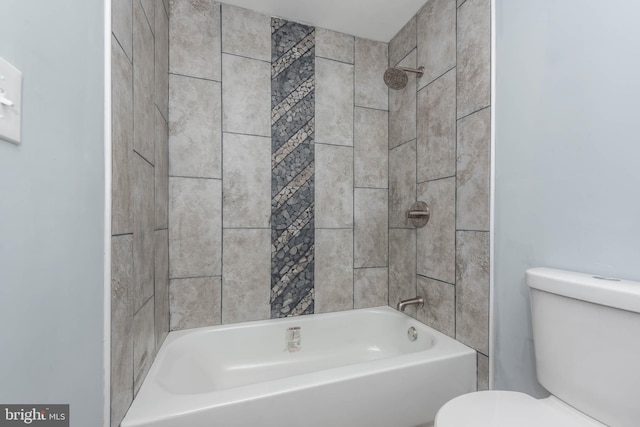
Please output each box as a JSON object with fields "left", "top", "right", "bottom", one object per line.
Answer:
{"left": 111, "top": 0, "right": 170, "bottom": 425}
{"left": 314, "top": 28, "right": 355, "bottom": 314}
{"left": 455, "top": 0, "right": 491, "bottom": 390}
{"left": 388, "top": 18, "right": 418, "bottom": 317}
{"left": 415, "top": 0, "right": 457, "bottom": 339}
{"left": 221, "top": 5, "right": 271, "bottom": 324}
{"left": 353, "top": 38, "right": 389, "bottom": 309}
{"left": 270, "top": 19, "right": 316, "bottom": 317}
{"left": 168, "top": 0, "right": 222, "bottom": 330}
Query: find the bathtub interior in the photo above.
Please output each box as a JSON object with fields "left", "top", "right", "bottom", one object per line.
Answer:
{"left": 122, "top": 307, "right": 477, "bottom": 427}
{"left": 156, "top": 307, "right": 436, "bottom": 393}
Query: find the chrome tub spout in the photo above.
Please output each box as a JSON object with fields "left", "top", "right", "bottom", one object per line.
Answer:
{"left": 397, "top": 296, "right": 425, "bottom": 312}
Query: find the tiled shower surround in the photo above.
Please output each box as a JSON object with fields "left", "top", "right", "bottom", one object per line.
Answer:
{"left": 165, "top": 0, "right": 490, "bottom": 385}
{"left": 111, "top": 0, "right": 491, "bottom": 424}
{"left": 167, "top": 1, "right": 390, "bottom": 327}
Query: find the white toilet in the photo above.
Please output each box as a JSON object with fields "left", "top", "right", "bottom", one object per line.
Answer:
{"left": 435, "top": 267, "right": 640, "bottom": 427}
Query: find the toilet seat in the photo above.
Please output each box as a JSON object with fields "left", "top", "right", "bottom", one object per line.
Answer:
{"left": 434, "top": 391, "right": 605, "bottom": 427}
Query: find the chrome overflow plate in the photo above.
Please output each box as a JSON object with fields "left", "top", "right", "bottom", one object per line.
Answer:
{"left": 407, "top": 326, "right": 418, "bottom": 342}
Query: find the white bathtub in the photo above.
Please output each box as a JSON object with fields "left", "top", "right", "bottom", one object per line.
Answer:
{"left": 121, "top": 306, "right": 476, "bottom": 427}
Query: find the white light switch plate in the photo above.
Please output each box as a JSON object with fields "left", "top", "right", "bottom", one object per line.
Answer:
{"left": 0, "top": 57, "right": 22, "bottom": 145}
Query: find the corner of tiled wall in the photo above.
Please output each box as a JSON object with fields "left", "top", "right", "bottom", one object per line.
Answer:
{"left": 111, "top": 0, "right": 169, "bottom": 425}
{"left": 388, "top": 0, "right": 491, "bottom": 391}
{"left": 388, "top": 15, "right": 418, "bottom": 318}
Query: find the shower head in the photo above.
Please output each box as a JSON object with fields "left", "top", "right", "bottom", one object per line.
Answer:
{"left": 383, "top": 66, "right": 425, "bottom": 90}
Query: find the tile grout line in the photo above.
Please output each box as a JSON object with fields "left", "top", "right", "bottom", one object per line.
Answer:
{"left": 457, "top": 104, "right": 491, "bottom": 122}
{"left": 169, "top": 71, "right": 221, "bottom": 84}
{"left": 454, "top": 0, "right": 460, "bottom": 357}
{"left": 387, "top": 39, "right": 391, "bottom": 310}
{"left": 218, "top": 3, "right": 224, "bottom": 326}
{"left": 352, "top": 35, "right": 357, "bottom": 310}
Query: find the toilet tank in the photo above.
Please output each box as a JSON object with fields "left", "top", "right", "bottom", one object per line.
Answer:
{"left": 526, "top": 268, "right": 640, "bottom": 427}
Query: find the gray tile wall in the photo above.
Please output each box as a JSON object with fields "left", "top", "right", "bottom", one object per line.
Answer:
{"left": 111, "top": 0, "right": 169, "bottom": 425}
{"left": 388, "top": 0, "right": 491, "bottom": 390}
{"left": 167, "top": 3, "right": 389, "bottom": 329}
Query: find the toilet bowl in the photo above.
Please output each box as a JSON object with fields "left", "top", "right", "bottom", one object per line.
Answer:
{"left": 434, "top": 391, "right": 604, "bottom": 427}
{"left": 434, "top": 268, "right": 640, "bottom": 427}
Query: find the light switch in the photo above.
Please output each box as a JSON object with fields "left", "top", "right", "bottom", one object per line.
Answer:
{"left": 0, "top": 57, "right": 22, "bottom": 145}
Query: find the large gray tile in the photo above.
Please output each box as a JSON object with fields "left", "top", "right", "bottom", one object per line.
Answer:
{"left": 354, "top": 107, "right": 388, "bottom": 188}
{"left": 133, "top": 154, "right": 155, "bottom": 312}
{"left": 222, "top": 133, "right": 271, "bottom": 228}
{"left": 389, "top": 229, "right": 417, "bottom": 316}
{"left": 169, "top": 0, "right": 221, "bottom": 81}
{"left": 133, "top": 296, "right": 155, "bottom": 395}
{"left": 112, "top": 37, "right": 133, "bottom": 236}
{"left": 315, "top": 144, "right": 353, "bottom": 228}
{"left": 417, "top": 178, "right": 456, "bottom": 284}
{"left": 354, "top": 267, "right": 388, "bottom": 309}
{"left": 389, "top": 141, "right": 416, "bottom": 228}
{"left": 478, "top": 353, "right": 489, "bottom": 391}
{"left": 456, "top": 231, "right": 490, "bottom": 354}
{"left": 169, "top": 177, "right": 221, "bottom": 278}
{"left": 315, "top": 229, "right": 354, "bottom": 313}
{"left": 169, "top": 74, "right": 221, "bottom": 178}
{"left": 457, "top": 108, "right": 490, "bottom": 231}
{"left": 110, "top": 235, "right": 133, "bottom": 427}
{"left": 155, "top": 1, "right": 169, "bottom": 121}
{"left": 154, "top": 229, "right": 169, "bottom": 348}
{"left": 355, "top": 38, "right": 388, "bottom": 110}
{"left": 316, "top": 28, "right": 354, "bottom": 64}
{"left": 221, "top": 4, "right": 271, "bottom": 61}
{"left": 417, "top": 68, "right": 456, "bottom": 182}
{"left": 112, "top": 0, "right": 133, "bottom": 61}
{"left": 222, "top": 229, "right": 271, "bottom": 324}
{"left": 133, "top": 0, "right": 155, "bottom": 164}
{"left": 170, "top": 276, "right": 221, "bottom": 330}
{"left": 417, "top": 0, "right": 456, "bottom": 89}
{"left": 417, "top": 275, "right": 455, "bottom": 337}
{"left": 354, "top": 188, "right": 388, "bottom": 268}
{"left": 457, "top": 0, "right": 491, "bottom": 118}
{"left": 155, "top": 109, "right": 168, "bottom": 229}
{"left": 315, "top": 58, "right": 354, "bottom": 146}
{"left": 222, "top": 54, "right": 270, "bottom": 136}
{"left": 389, "top": 16, "right": 416, "bottom": 67}
{"left": 389, "top": 50, "right": 417, "bottom": 148}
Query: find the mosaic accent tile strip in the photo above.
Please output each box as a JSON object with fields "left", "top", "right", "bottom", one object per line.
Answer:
{"left": 271, "top": 18, "right": 315, "bottom": 318}
{"left": 272, "top": 121, "right": 314, "bottom": 167}
{"left": 272, "top": 76, "right": 314, "bottom": 123}
{"left": 272, "top": 32, "right": 315, "bottom": 78}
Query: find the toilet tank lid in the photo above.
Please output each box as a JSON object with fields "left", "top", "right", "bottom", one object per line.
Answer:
{"left": 526, "top": 268, "right": 640, "bottom": 314}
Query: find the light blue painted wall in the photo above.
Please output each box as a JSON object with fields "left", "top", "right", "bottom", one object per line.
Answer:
{"left": 494, "top": 0, "right": 640, "bottom": 395}
{"left": 0, "top": 0, "right": 106, "bottom": 424}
